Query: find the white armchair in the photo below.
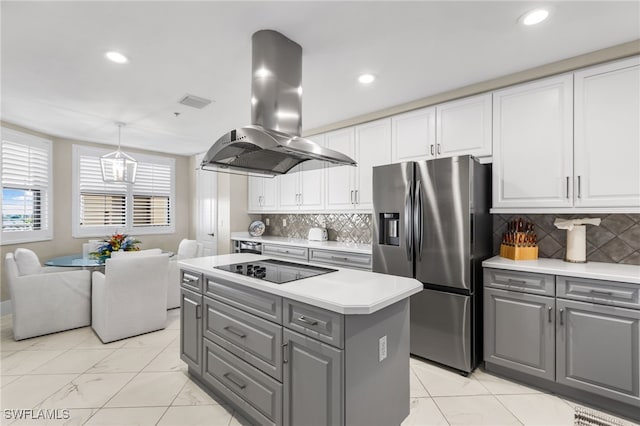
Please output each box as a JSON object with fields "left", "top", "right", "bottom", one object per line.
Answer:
{"left": 91, "top": 253, "right": 169, "bottom": 343}
{"left": 167, "top": 239, "right": 203, "bottom": 309}
{"left": 5, "top": 249, "right": 91, "bottom": 341}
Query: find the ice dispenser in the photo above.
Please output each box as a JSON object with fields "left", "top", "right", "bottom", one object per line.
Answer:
{"left": 379, "top": 213, "right": 400, "bottom": 246}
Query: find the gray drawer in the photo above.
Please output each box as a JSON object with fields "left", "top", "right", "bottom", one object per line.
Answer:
{"left": 204, "top": 297, "right": 282, "bottom": 380}
{"left": 283, "top": 299, "right": 344, "bottom": 349}
{"left": 484, "top": 268, "right": 555, "bottom": 296}
{"left": 262, "top": 244, "right": 308, "bottom": 261}
{"left": 205, "top": 275, "right": 282, "bottom": 323}
{"left": 202, "top": 339, "right": 282, "bottom": 426}
{"left": 309, "top": 249, "right": 372, "bottom": 270}
{"left": 557, "top": 276, "right": 640, "bottom": 310}
{"left": 180, "top": 269, "right": 203, "bottom": 293}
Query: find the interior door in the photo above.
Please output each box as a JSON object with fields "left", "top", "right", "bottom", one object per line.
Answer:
{"left": 415, "top": 157, "right": 471, "bottom": 290}
{"left": 195, "top": 153, "right": 217, "bottom": 256}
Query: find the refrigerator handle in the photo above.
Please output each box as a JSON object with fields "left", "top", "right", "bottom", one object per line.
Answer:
{"left": 414, "top": 179, "right": 423, "bottom": 260}
{"left": 405, "top": 185, "right": 413, "bottom": 262}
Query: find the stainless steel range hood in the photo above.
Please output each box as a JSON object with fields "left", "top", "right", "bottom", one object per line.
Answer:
{"left": 201, "top": 30, "right": 357, "bottom": 176}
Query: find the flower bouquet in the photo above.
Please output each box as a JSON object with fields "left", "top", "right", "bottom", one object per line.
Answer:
{"left": 90, "top": 233, "right": 141, "bottom": 262}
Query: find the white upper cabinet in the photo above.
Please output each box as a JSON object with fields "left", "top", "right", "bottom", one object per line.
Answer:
{"left": 492, "top": 74, "right": 574, "bottom": 209}
{"left": 574, "top": 56, "right": 640, "bottom": 208}
{"left": 437, "top": 93, "right": 492, "bottom": 159}
{"left": 324, "top": 119, "right": 391, "bottom": 212}
{"left": 276, "top": 134, "right": 326, "bottom": 212}
{"left": 247, "top": 175, "right": 277, "bottom": 213}
{"left": 391, "top": 107, "right": 435, "bottom": 163}
{"left": 325, "top": 128, "right": 357, "bottom": 210}
{"left": 354, "top": 118, "right": 392, "bottom": 211}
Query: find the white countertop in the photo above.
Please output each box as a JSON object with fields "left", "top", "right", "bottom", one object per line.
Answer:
{"left": 483, "top": 256, "right": 640, "bottom": 284}
{"left": 230, "top": 232, "right": 372, "bottom": 255}
{"left": 179, "top": 254, "right": 421, "bottom": 315}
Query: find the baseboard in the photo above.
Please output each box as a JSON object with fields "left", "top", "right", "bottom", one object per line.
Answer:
{"left": 0, "top": 300, "right": 12, "bottom": 316}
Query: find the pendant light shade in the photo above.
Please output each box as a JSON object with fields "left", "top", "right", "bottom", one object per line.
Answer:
{"left": 101, "top": 122, "right": 137, "bottom": 183}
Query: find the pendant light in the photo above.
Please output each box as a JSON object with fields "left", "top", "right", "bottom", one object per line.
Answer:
{"left": 101, "top": 122, "right": 137, "bottom": 183}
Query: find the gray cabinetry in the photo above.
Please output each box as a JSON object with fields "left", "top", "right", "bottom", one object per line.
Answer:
{"left": 262, "top": 244, "right": 308, "bottom": 261}
{"left": 283, "top": 328, "right": 344, "bottom": 426}
{"left": 180, "top": 288, "right": 202, "bottom": 373}
{"left": 283, "top": 299, "right": 344, "bottom": 348}
{"left": 308, "top": 249, "right": 372, "bottom": 270}
{"left": 484, "top": 287, "right": 555, "bottom": 380}
{"left": 556, "top": 299, "right": 640, "bottom": 406}
{"left": 484, "top": 267, "right": 640, "bottom": 413}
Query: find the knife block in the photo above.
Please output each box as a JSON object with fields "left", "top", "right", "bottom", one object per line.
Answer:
{"left": 500, "top": 239, "right": 538, "bottom": 260}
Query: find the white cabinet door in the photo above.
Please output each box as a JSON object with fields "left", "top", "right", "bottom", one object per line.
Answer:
{"left": 437, "top": 93, "right": 492, "bottom": 159}
{"left": 492, "top": 74, "right": 574, "bottom": 209}
{"left": 247, "top": 176, "right": 264, "bottom": 212}
{"left": 262, "top": 176, "right": 278, "bottom": 210}
{"left": 299, "top": 134, "right": 325, "bottom": 211}
{"left": 278, "top": 164, "right": 301, "bottom": 211}
{"left": 355, "top": 118, "right": 392, "bottom": 211}
{"left": 391, "top": 107, "right": 435, "bottom": 163}
{"left": 248, "top": 175, "right": 277, "bottom": 212}
{"left": 574, "top": 57, "right": 640, "bottom": 208}
{"left": 325, "top": 128, "right": 356, "bottom": 210}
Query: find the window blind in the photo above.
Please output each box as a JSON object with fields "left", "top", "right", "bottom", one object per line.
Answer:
{"left": 132, "top": 161, "right": 172, "bottom": 227}
{"left": 1, "top": 134, "right": 51, "bottom": 236}
{"left": 78, "top": 154, "right": 127, "bottom": 226}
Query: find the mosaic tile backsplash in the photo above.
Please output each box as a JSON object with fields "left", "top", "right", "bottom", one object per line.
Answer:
{"left": 260, "top": 214, "right": 372, "bottom": 244}
{"left": 493, "top": 214, "right": 640, "bottom": 265}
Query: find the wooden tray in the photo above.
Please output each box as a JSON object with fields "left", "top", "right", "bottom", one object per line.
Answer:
{"left": 500, "top": 244, "right": 538, "bottom": 260}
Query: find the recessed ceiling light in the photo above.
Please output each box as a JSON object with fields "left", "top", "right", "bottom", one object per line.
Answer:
{"left": 358, "top": 73, "right": 376, "bottom": 84}
{"left": 520, "top": 8, "right": 550, "bottom": 26}
{"left": 105, "top": 51, "right": 129, "bottom": 64}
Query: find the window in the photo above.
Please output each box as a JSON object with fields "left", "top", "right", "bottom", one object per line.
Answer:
{"left": 72, "top": 145, "right": 175, "bottom": 237}
{"left": 1, "top": 128, "right": 53, "bottom": 245}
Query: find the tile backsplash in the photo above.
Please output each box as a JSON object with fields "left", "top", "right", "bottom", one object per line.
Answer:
{"left": 493, "top": 214, "right": 640, "bottom": 265}
{"left": 260, "top": 213, "right": 639, "bottom": 265}
{"left": 260, "top": 214, "right": 372, "bottom": 244}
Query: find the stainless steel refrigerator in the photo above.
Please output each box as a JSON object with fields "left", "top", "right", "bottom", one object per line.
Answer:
{"left": 372, "top": 155, "right": 491, "bottom": 374}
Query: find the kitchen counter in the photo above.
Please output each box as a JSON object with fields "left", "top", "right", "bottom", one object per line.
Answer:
{"left": 482, "top": 256, "right": 640, "bottom": 284}
{"left": 231, "top": 232, "right": 372, "bottom": 254}
{"left": 179, "top": 253, "right": 421, "bottom": 314}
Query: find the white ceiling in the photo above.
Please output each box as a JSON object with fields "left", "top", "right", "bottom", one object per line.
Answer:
{"left": 2, "top": 1, "right": 639, "bottom": 156}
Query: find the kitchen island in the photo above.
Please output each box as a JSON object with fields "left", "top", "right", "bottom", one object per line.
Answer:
{"left": 178, "top": 253, "right": 421, "bottom": 426}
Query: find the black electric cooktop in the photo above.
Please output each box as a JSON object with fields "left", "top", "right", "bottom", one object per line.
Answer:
{"left": 215, "top": 259, "right": 337, "bottom": 284}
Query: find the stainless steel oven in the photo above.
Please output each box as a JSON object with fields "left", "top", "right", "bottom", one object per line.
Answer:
{"left": 235, "top": 241, "right": 262, "bottom": 254}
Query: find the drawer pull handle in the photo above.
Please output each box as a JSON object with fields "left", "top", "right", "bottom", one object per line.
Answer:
{"left": 223, "top": 326, "right": 247, "bottom": 338}
{"left": 283, "top": 343, "right": 289, "bottom": 364}
{"left": 507, "top": 278, "right": 527, "bottom": 286}
{"left": 548, "top": 306, "right": 552, "bottom": 323}
{"left": 196, "top": 305, "right": 202, "bottom": 320}
{"left": 331, "top": 256, "right": 348, "bottom": 262}
{"left": 183, "top": 277, "right": 198, "bottom": 283}
{"left": 297, "top": 315, "right": 318, "bottom": 326}
{"left": 223, "top": 372, "right": 247, "bottom": 390}
{"left": 559, "top": 308, "right": 564, "bottom": 326}
{"left": 590, "top": 289, "right": 614, "bottom": 296}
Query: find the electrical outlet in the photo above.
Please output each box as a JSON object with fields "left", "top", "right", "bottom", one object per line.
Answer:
{"left": 282, "top": 218, "right": 287, "bottom": 227}
{"left": 379, "top": 335, "right": 387, "bottom": 362}
{"left": 265, "top": 218, "right": 270, "bottom": 226}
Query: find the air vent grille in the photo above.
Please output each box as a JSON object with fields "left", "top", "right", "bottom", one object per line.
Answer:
{"left": 178, "top": 94, "right": 212, "bottom": 109}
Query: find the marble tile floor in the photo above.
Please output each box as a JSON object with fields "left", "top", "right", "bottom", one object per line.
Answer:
{"left": 0, "top": 311, "right": 637, "bottom": 426}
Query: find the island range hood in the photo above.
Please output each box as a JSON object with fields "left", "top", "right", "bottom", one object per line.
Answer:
{"left": 201, "top": 30, "right": 357, "bottom": 176}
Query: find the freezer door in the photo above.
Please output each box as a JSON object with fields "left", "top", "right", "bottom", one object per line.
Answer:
{"left": 372, "top": 162, "right": 413, "bottom": 278}
{"left": 415, "top": 156, "right": 472, "bottom": 290}
{"left": 410, "top": 288, "right": 473, "bottom": 373}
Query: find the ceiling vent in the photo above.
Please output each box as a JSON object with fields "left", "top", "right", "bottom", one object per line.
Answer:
{"left": 178, "top": 94, "right": 212, "bottom": 109}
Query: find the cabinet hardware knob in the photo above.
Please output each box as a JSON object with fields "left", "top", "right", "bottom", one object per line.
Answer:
{"left": 283, "top": 343, "right": 289, "bottom": 363}
{"left": 507, "top": 278, "right": 527, "bottom": 286}
{"left": 590, "top": 289, "right": 613, "bottom": 296}
{"left": 437, "top": 144, "right": 441, "bottom": 155}
{"left": 559, "top": 308, "right": 564, "bottom": 325}
{"left": 548, "top": 306, "right": 552, "bottom": 323}
{"left": 430, "top": 144, "right": 435, "bottom": 155}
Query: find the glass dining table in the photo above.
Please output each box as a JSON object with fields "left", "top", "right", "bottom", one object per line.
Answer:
{"left": 45, "top": 254, "right": 103, "bottom": 268}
